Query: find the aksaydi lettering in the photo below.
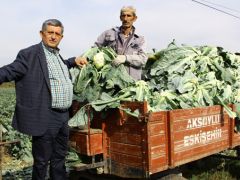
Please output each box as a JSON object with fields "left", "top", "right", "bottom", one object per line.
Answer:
{"left": 186, "top": 114, "right": 221, "bottom": 129}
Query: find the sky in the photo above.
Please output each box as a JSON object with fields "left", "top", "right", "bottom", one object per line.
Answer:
{"left": 0, "top": 0, "right": 240, "bottom": 66}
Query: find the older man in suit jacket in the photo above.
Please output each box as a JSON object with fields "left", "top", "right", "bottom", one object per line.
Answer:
{"left": 0, "top": 19, "right": 87, "bottom": 180}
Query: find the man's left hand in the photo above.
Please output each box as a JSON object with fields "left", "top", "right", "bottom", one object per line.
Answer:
{"left": 112, "top": 55, "right": 126, "bottom": 66}
{"left": 75, "top": 56, "right": 88, "bottom": 67}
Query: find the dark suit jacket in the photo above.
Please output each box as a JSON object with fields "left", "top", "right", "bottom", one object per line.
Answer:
{"left": 0, "top": 42, "right": 76, "bottom": 136}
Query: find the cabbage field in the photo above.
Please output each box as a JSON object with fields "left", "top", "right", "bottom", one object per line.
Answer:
{"left": 0, "top": 84, "right": 32, "bottom": 179}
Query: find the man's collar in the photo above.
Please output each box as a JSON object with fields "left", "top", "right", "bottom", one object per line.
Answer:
{"left": 113, "top": 26, "right": 139, "bottom": 38}
{"left": 41, "top": 42, "right": 60, "bottom": 54}
{"left": 120, "top": 26, "right": 135, "bottom": 35}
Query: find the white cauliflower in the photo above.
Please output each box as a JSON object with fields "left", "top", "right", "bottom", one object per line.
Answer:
{"left": 93, "top": 52, "right": 105, "bottom": 70}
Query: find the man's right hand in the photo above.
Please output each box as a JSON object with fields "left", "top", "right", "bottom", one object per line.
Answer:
{"left": 75, "top": 56, "right": 88, "bottom": 67}
{"left": 112, "top": 55, "right": 126, "bottom": 66}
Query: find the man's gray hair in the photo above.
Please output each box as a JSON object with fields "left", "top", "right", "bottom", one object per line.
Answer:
{"left": 120, "top": 6, "right": 136, "bottom": 16}
{"left": 41, "top": 19, "right": 64, "bottom": 34}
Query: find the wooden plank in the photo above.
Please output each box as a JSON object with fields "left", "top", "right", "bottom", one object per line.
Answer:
{"left": 150, "top": 156, "right": 169, "bottom": 174}
{"left": 149, "top": 134, "right": 167, "bottom": 147}
{"left": 103, "top": 102, "right": 148, "bottom": 177}
{"left": 110, "top": 132, "right": 141, "bottom": 145}
{"left": 148, "top": 111, "right": 168, "bottom": 123}
{"left": 171, "top": 138, "right": 229, "bottom": 167}
{"left": 70, "top": 128, "right": 102, "bottom": 134}
{"left": 174, "top": 138, "right": 229, "bottom": 155}
{"left": 149, "top": 122, "right": 166, "bottom": 136}
{"left": 170, "top": 105, "right": 223, "bottom": 117}
{"left": 172, "top": 127, "right": 229, "bottom": 143}
{"left": 69, "top": 131, "right": 103, "bottom": 155}
{"left": 150, "top": 145, "right": 167, "bottom": 158}
{"left": 110, "top": 142, "right": 142, "bottom": 156}
{"left": 172, "top": 116, "right": 228, "bottom": 132}
{"left": 171, "top": 141, "right": 228, "bottom": 167}
{"left": 148, "top": 111, "right": 169, "bottom": 174}
{"left": 170, "top": 107, "right": 230, "bottom": 153}
{"left": 168, "top": 105, "right": 228, "bottom": 167}
{"left": 108, "top": 123, "right": 143, "bottom": 135}
{"left": 173, "top": 130, "right": 229, "bottom": 150}
{"left": 110, "top": 152, "right": 143, "bottom": 167}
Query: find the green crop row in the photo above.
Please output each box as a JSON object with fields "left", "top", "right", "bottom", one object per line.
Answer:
{"left": 0, "top": 88, "right": 32, "bottom": 162}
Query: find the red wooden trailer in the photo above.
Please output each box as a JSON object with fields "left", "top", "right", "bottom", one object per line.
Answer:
{"left": 69, "top": 101, "right": 240, "bottom": 179}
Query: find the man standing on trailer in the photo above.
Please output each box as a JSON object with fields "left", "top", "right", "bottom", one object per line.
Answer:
{"left": 94, "top": 6, "right": 148, "bottom": 80}
{"left": 0, "top": 19, "right": 87, "bottom": 180}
